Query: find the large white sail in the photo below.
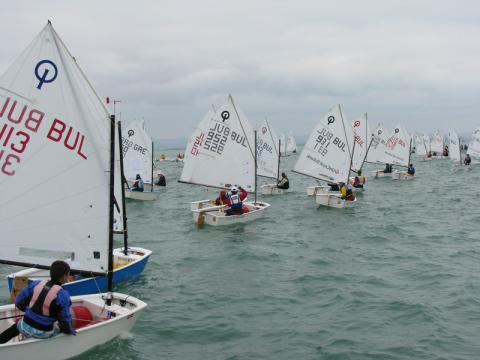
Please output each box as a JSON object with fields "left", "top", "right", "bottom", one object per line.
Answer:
{"left": 257, "top": 118, "right": 280, "bottom": 179}
{"left": 383, "top": 125, "right": 411, "bottom": 167}
{"left": 467, "top": 128, "right": 480, "bottom": 158}
{"left": 448, "top": 129, "right": 461, "bottom": 163}
{"left": 122, "top": 120, "right": 153, "bottom": 184}
{"left": 351, "top": 113, "right": 370, "bottom": 172}
{"left": 366, "top": 124, "right": 390, "bottom": 164}
{"left": 431, "top": 130, "right": 444, "bottom": 154}
{"left": 0, "top": 23, "right": 111, "bottom": 273}
{"left": 293, "top": 105, "right": 351, "bottom": 183}
{"left": 180, "top": 94, "right": 256, "bottom": 191}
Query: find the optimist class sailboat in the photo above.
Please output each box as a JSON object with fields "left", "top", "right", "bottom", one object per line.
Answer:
{"left": 122, "top": 120, "right": 160, "bottom": 201}
{"left": 179, "top": 94, "right": 270, "bottom": 226}
{"left": 257, "top": 118, "right": 287, "bottom": 195}
{"left": 293, "top": 104, "right": 357, "bottom": 209}
{"left": 0, "top": 22, "right": 146, "bottom": 358}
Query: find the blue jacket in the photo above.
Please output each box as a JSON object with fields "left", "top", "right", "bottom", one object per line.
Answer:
{"left": 16, "top": 280, "right": 76, "bottom": 334}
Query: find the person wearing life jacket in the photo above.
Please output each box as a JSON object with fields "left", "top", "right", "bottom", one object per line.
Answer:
{"left": 353, "top": 170, "right": 366, "bottom": 188}
{"left": 426, "top": 151, "right": 432, "bottom": 159}
{"left": 464, "top": 154, "right": 471, "bottom": 165}
{"left": 340, "top": 182, "right": 355, "bottom": 201}
{"left": 443, "top": 145, "right": 449, "bottom": 157}
{"left": 155, "top": 170, "right": 166, "bottom": 186}
{"left": 132, "top": 174, "right": 144, "bottom": 192}
{"left": 407, "top": 163, "right": 415, "bottom": 176}
{"left": 383, "top": 163, "right": 393, "bottom": 173}
{"left": 277, "top": 172, "right": 290, "bottom": 189}
{"left": 226, "top": 186, "right": 248, "bottom": 216}
{"left": 0, "top": 260, "right": 76, "bottom": 344}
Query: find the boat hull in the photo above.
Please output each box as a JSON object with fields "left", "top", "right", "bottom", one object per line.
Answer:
{"left": 0, "top": 292, "right": 146, "bottom": 360}
{"left": 125, "top": 190, "right": 160, "bottom": 201}
{"left": 192, "top": 201, "right": 270, "bottom": 226}
{"left": 260, "top": 184, "right": 288, "bottom": 195}
{"left": 7, "top": 247, "right": 152, "bottom": 297}
{"left": 315, "top": 193, "right": 357, "bottom": 208}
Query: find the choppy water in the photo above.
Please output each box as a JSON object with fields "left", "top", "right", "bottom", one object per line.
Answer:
{"left": 1, "top": 151, "right": 480, "bottom": 360}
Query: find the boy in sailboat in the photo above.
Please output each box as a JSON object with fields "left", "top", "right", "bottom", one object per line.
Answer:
{"left": 0, "top": 261, "right": 76, "bottom": 344}
{"left": 225, "top": 186, "right": 248, "bottom": 216}
{"left": 155, "top": 170, "right": 166, "bottom": 186}
{"left": 464, "top": 154, "right": 471, "bottom": 165}
{"left": 132, "top": 174, "right": 145, "bottom": 192}
{"left": 352, "top": 170, "right": 365, "bottom": 188}
{"left": 340, "top": 182, "right": 355, "bottom": 201}
{"left": 277, "top": 172, "right": 290, "bottom": 189}
{"left": 407, "top": 163, "right": 415, "bottom": 176}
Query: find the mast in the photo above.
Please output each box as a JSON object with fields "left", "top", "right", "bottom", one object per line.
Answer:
{"left": 277, "top": 139, "right": 281, "bottom": 185}
{"left": 347, "top": 132, "right": 356, "bottom": 184}
{"left": 107, "top": 114, "right": 116, "bottom": 304}
{"left": 151, "top": 140, "right": 154, "bottom": 192}
{"left": 117, "top": 121, "right": 129, "bottom": 255}
{"left": 254, "top": 130, "right": 257, "bottom": 204}
{"left": 407, "top": 137, "right": 412, "bottom": 167}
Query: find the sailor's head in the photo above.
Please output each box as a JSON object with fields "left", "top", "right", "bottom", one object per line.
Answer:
{"left": 156, "top": 170, "right": 163, "bottom": 176}
{"left": 50, "top": 260, "right": 70, "bottom": 284}
{"left": 281, "top": 172, "right": 286, "bottom": 178}
{"left": 230, "top": 186, "right": 238, "bottom": 194}
{"left": 357, "top": 170, "right": 362, "bottom": 176}
{"left": 136, "top": 174, "right": 141, "bottom": 180}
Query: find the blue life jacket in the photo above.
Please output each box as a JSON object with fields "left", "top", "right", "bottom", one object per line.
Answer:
{"left": 229, "top": 193, "right": 242, "bottom": 210}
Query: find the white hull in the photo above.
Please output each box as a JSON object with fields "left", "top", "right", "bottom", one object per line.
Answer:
{"left": 0, "top": 293, "right": 146, "bottom": 359}
{"left": 315, "top": 193, "right": 357, "bottom": 208}
{"left": 371, "top": 170, "right": 399, "bottom": 178}
{"left": 260, "top": 184, "right": 288, "bottom": 195}
{"left": 191, "top": 201, "right": 270, "bottom": 226}
{"left": 125, "top": 190, "right": 160, "bottom": 201}
{"left": 306, "top": 185, "right": 363, "bottom": 196}
{"left": 391, "top": 171, "right": 415, "bottom": 180}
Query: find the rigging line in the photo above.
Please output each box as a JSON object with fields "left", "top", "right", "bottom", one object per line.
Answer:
{"left": 229, "top": 95, "right": 255, "bottom": 160}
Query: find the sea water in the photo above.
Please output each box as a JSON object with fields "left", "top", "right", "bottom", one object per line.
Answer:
{"left": 1, "top": 151, "right": 479, "bottom": 360}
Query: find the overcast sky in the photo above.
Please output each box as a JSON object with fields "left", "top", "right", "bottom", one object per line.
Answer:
{"left": 1, "top": 1, "right": 479, "bottom": 141}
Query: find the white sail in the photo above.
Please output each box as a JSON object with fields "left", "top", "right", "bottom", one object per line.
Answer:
{"left": 448, "top": 129, "right": 461, "bottom": 163}
{"left": 415, "top": 133, "right": 426, "bottom": 156}
{"left": 293, "top": 105, "right": 351, "bottom": 183}
{"left": 383, "top": 125, "right": 411, "bottom": 167}
{"left": 0, "top": 23, "right": 111, "bottom": 273}
{"left": 422, "top": 133, "right": 431, "bottom": 153}
{"left": 286, "top": 132, "right": 297, "bottom": 153}
{"left": 257, "top": 118, "right": 280, "bottom": 179}
{"left": 366, "top": 124, "right": 390, "bottom": 164}
{"left": 351, "top": 113, "right": 370, "bottom": 172}
{"left": 113, "top": 121, "right": 124, "bottom": 232}
{"left": 467, "top": 128, "right": 480, "bottom": 158}
{"left": 431, "top": 130, "right": 444, "bottom": 154}
{"left": 122, "top": 120, "right": 153, "bottom": 184}
{"left": 180, "top": 94, "right": 256, "bottom": 191}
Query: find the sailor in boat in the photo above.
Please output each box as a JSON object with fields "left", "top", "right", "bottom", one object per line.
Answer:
{"left": 340, "top": 182, "right": 355, "bottom": 201}
{"left": 352, "top": 169, "right": 365, "bottom": 189}
{"left": 407, "top": 163, "right": 415, "bottom": 176}
{"left": 132, "top": 174, "right": 145, "bottom": 192}
{"left": 383, "top": 163, "right": 393, "bottom": 173}
{"left": 155, "top": 170, "right": 166, "bottom": 186}
{"left": 277, "top": 172, "right": 290, "bottom": 190}
{"left": 443, "top": 145, "right": 449, "bottom": 157}
{"left": 464, "top": 154, "right": 472, "bottom": 165}
{"left": 426, "top": 151, "right": 432, "bottom": 159}
{"left": 0, "top": 261, "right": 76, "bottom": 344}
{"left": 225, "top": 186, "right": 248, "bottom": 216}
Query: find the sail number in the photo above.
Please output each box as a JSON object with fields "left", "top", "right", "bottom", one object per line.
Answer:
{"left": 204, "top": 123, "right": 247, "bottom": 155}
{"left": 314, "top": 128, "right": 346, "bottom": 156}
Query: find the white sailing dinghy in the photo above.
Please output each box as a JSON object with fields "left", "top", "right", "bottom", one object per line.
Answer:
{"left": 348, "top": 113, "right": 372, "bottom": 192}
{"left": 448, "top": 129, "right": 462, "bottom": 167}
{"left": 122, "top": 120, "right": 159, "bottom": 201}
{"left": 293, "top": 104, "right": 357, "bottom": 208}
{"left": 279, "top": 132, "right": 297, "bottom": 156}
{"left": 414, "top": 133, "right": 427, "bottom": 157}
{"left": 366, "top": 124, "right": 395, "bottom": 178}
{"left": 257, "top": 119, "right": 286, "bottom": 195}
{"left": 431, "top": 130, "right": 447, "bottom": 158}
{"left": 0, "top": 22, "right": 146, "bottom": 358}
{"left": 467, "top": 128, "right": 480, "bottom": 160}
{"left": 179, "top": 94, "right": 270, "bottom": 226}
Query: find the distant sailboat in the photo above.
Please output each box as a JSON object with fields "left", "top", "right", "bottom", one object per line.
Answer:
{"left": 467, "top": 128, "right": 480, "bottom": 159}
{"left": 0, "top": 22, "right": 147, "bottom": 358}
{"left": 257, "top": 118, "right": 287, "bottom": 195}
{"left": 122, "top": 120, "right": 160, "bottom": 201}
{"left": 179, "top": 94, "right": 270, "bottom": 226}
{"left": 430, "top": 130, "right": 446, "bottom": 158}
{"left": 448, "top": 129, "right": 463, "bottom": 168}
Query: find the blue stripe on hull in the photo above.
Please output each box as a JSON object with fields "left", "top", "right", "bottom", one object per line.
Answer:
{"left": 7, "top": 255, "right": 150, "bottom": 297}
